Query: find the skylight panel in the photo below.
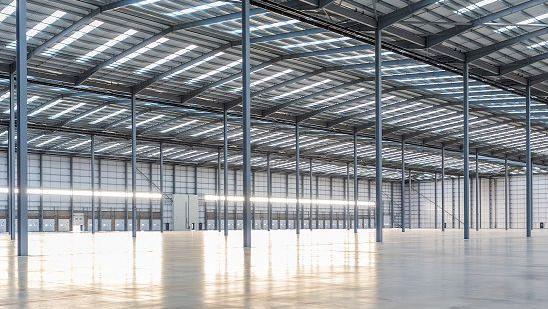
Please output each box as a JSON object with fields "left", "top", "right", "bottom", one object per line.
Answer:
{"left": 136, "top": 44, "right": 197, "bottom": 74}
{"left": 160, "top": 119, "right": 199, "bottom": 133}
{"left": 271, "top": 79, "right": 331, "bottom": 100}
{"left": 108, "top": 37, "right": 169, "bottom": 68}
{"left": 335, "top": 96, "right": 395, "bottom": 114}
{"left": 50, "top": 103, "right": 85, "bottom": 119}
{"left": 164, "top": 52, "right": 224, "bottom": 79}
{"left": 8, "top": 10, "right": 66, "bottom": 49}
{"left": 126, "top": 114, "right": 164, "bottom": 128}
{"left": 192, "top": 125, "right": 223, "bottom": 137}
{"left": 3, "top": 96, "right": 40, "bottom": 113}
{"left": 230, "top": 20, "right": 300, "bottom": 33}
{"left": 283, "top": 37, "right": 351, "bottom": 49}
{"left": 28, "top": 135, "right": 45, "bottom": 144}
{"left": 172, "top": 150, "right": 198, "bottom": 159}
{"left": 496, "top": 12, "right": 548, "bottom": 33}
{"left": 325, "top": 51, "right": 394, "bottom": 61}
{"left": 66, "top": 139, "right": 91, "bottom": 150}
{"left": 36, "top": 136, "right": 61, "bottom": 147}
{"left": 0, "top": 1, "right": 15, "bottom": 24}
{"left": 89, "top": 109, "right": 126, "bottom": 124}
{"left": 71, "top": 106, "right": 108, "bottom": 122}
{"left": 134, "top": 0, "right": 163, "bottom": 5}
{"left": 77, "top": 29, "right": 138, "bottom": 63}
{"left": 29, "top": 99, "right": 63, "bottom": 117}
{"left": 43, "top": 20, "right": 103, "bottom": 56}
{"left": 187, "top": 59, "right": 242, "bottom": 84}
{"left": 528, "top": 40, "right": 548, "bottom": 50}
{"left": 455, "top": 0, "right": 497, "bottom": 14}
{"left": 96, "top": 143, "right": 120, "bottom": 153}
{"left": 168, "top": 1, "right": 229, "bottom": 16}
{"left": 0, "top": 91, "right": 9, "bottom": 101}
{"left": 305, "top": 87, "right": 365, "bottom": 108}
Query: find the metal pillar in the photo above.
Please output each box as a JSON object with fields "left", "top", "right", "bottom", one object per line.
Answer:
{"left": 251, "top": 171, "right": 255, "bottom": 229}
{"left": 434, "top": 172, "right": 438, "bottom": 229}
{"left": 329, "top": 177, "right": 333, "bottom": 229}
{"left": 98, "top": 159, "right": 102, "bottom": 231}
{"left": 417, "top": 180, "right": 421, "bottom": 228}
{"left": 374, "top": 28, "right": 383, "bottom": 242}
{"left": 441, "top": 145, "right": 445, "bottom": 231}
{"left": 39, "top": 154, "right": 43, "bottom": 232}
{"left": 309, "top": 158, "right": 313, "bottom": 230}
{"left": 215, "top": 148, "right": 220, "bottom": 232}
{"left": 463, "top": 62, "right": 470, "bottom": 240}
{"left": 452, "top": 178, "right": 456, "bottom": 228}
{"left": 223, "top": 108, "right": 229, "bottom": 236}
{"left": 390, "top": 182, "right": 394, "bottom": 228}
{"left": 525, "top": 81, "right": 532, "bottom": 237}
{"left": 90, "top": 135, "right": 95, "bottom": 233}
{"left": 160, "top": 143, "right": 164, "bottom": 232}
{"left": 315, "top": 176, "right": 319, "bottom": 229}
{"left": 241, "top": 0, "right": 252, "bottom": 247}
{"left": 7, "top": 71, "right": 15, "bottom": 239}
{"left": 16, "top": 0, "right": 29, "bottom": 256}
{"left": 475, "top": 149, "right": 479, "bottom": 231}
{"left": 401, "top": 138, "right": 405, "bottom": 232}
{"left": 295, "top": 122, "right": 300, "bottom": 234}
{"left": 367, "top": 179, "right": 371, "bottom": 228}
{"left": 488, "top": 178, "right": 493, "bottom": 229}
{"left": 267, "top": 153, "right": 272, "bottom": 231}
{"left": 285, "top": 173, "right": 289, "bottom": 229}
{"left": 504, "top": 155, "right": 508, "bottom": 230}
{"left": 69, "top": 157, "right": 74, "bottom": 232}
{"left": 458, "top": 175, "right": 461, "bottom": 229}
{"left": 345, "top": 164, "right": 350, "bottom": 230}
{"left": 131, "top": 93, "right": 137, "bottom": 237}
{"left": 353, "top": 129, "right": 358, "bottom": 233}
{"left": 124, "top": 161, "right": 128, "bottom": 231}
{"left": 408, "top": 170, "right": 411, "bottom": 229}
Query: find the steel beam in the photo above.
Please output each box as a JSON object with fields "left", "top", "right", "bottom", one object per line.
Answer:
{"left": 242, "top": 0, "right": 252, "bottom": 248}
{"left": 295, "top": 121, "right": 300, "bottom": 234}
{"left": 374, "top": 28, "right": 383, "bottom": 242}
{"left": 91, "top": 135, "right": 95, "bottom": 233}
{"left": 526, "top": 81, "right": 532, "bottom": 237}
{"left": 463, "top": 62, "right": 470, "bottom": 240}
{"left": 378, "top": 0, "right": 439, "bottom": 29}
{"left": 499, "top": 52, "right": 548, "bottom": 75}
{"left": 467, "top": 27, "right": 548, "bottom": 62}
{"left": 131, "top": 93, "right": 137, "bottom": 237}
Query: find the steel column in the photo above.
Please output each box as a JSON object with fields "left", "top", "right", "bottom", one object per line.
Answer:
{"left": 98, "top": 159, "right": 102, "bottom": 231}
{"left": 242, "top": 0, "right": 252, "bottom": 247}
{"left": 442, "top": 145, "right": 445, "bottom": 231}
{"left": 223, "top": 108, "right": 229, "bottom": 236}
{"left": 39, "top": 154, "right": 43, "bottom": 232}
{"left": 7, "top": 71, "right": 15, "bottom": 239}
{"left": 16, "top": 0, "right": 29, "bottom": 256}
{"left": 69, "top": 156, "right": 74, "bottom": 232}
{"left": 525, "top": 81, "right": 532, "bottom": 237}
{"left": 434, "top": 172, "right": 438, "bottom": 229}
{"left": 329, "top": 177, "right": 333, "bottom": 229}
{"left": 458, "top": 175, "right": 461, "bottom": 229}
{"left": 131, "top": 93, "right": 137, "bottom": 237}
{"left": 285, "top": 173, "right": 289, "bottom": 229}
{"left": 216, "top": 147, "right": 220, "bottom": 232}
{"left": 309, "top": 158, "right": 313, "bottom": 230}
{"left": 124, "top": 161, "right": 128, "bottom": 231}
{"left": 390, "top": 182, "right": 394, "bottom": 228}
{"left": 367, "top": 179, "right": 371, "bottom": 228}
{"left": 353, "top": 129, "right": 358, "bottom": 233}
{"left": 160, "top": 143, "right": 164, "bottom": 232}
{"left": 295, "top": 122, "right": 300, "bottom": 234}
{"left": 417, "top": 180, "right": 421, "bottom": 228}
{"left": 267, "top": 153, "right": 272, "bottom": 231}
{"left": 374, "top": 28, "right": 383, "bottom": 242}
{"left": 463, "top": 62, "right": 470, "bottom": 240}
{"left": 401, "top": 138, "right": 405, "bottom": 232}
{"left": 408, "top": 170, "right": 411, "bottom": 229}
{"left": 504, "top": 155, "right": 508, "bottom": 230}
{"left": 91, "top": 135, "right": 95, "bottom": 233}
{"left": 475, "top": 149, "right": 479, "bottom": 231}
{"left": 346, "top": 164, "right": 350, "bottom": 230}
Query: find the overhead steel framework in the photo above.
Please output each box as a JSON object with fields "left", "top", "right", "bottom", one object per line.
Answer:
{"left": 1, "top": 0, "right": 546, "bottom": 249}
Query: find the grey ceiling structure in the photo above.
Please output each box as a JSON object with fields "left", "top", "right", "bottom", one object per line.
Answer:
{"left": 0, "top": 0, "right": 546, "bottom": 182}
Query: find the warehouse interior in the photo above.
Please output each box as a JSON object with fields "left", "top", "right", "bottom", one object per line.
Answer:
{"left": 1, "top": 0, "right": 547, "bottom": 307}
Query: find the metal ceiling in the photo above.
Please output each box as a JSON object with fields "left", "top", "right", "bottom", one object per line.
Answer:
{"left": 0, "top": 0, "right": 546, "bottom": 180}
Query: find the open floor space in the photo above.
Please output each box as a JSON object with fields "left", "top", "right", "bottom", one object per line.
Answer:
{"left": 2, "top": 229, "right": 548, "bottom": 308}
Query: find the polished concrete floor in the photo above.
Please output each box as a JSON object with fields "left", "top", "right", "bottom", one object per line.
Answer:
{"left": 1, "top": 229, "right": 548, "bottom": 308}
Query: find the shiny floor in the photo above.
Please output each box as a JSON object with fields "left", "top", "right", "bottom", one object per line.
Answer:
{"left": 1, "top": 229, "right": 548, "bottom": 308}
